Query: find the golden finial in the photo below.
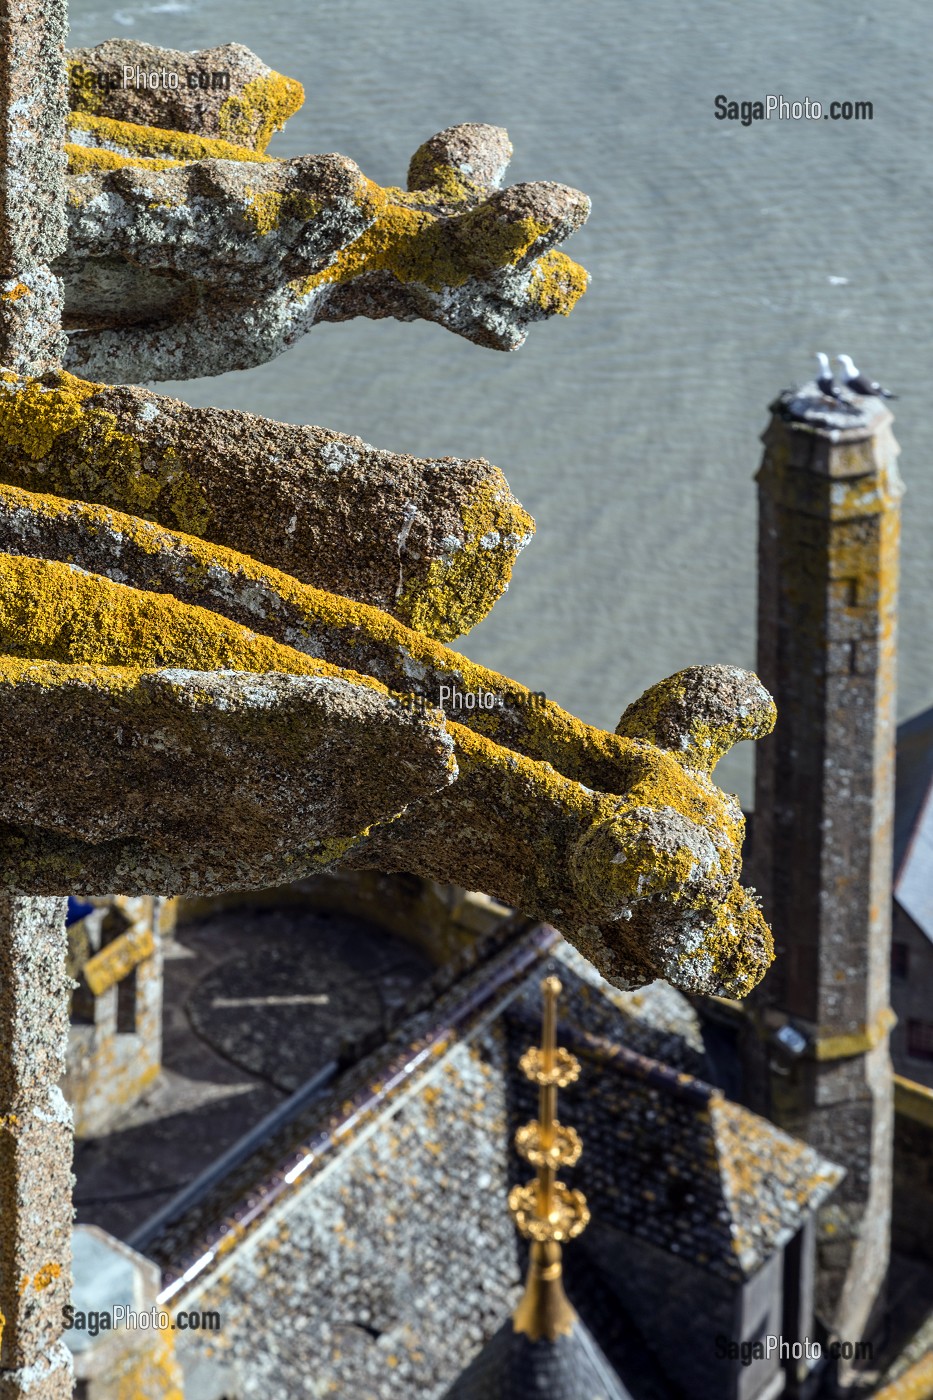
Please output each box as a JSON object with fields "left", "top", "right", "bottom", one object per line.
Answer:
{"left": 508, "top": 975, "right": 589, "bottom": 1342}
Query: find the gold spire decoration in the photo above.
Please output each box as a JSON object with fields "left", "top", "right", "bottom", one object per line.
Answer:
{"left": 508, "top": 974, "right": 590, "bottom": 1342}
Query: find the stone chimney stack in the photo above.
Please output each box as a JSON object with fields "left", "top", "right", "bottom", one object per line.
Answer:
{"left": 744, "top": 385, "right": 901, "bottom": 1351}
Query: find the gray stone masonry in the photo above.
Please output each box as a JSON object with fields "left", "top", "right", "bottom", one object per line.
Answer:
{"left": 744, "top": 385, "right": 900, "bottom": 1354}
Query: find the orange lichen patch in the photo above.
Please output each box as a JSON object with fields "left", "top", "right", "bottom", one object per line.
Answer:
{"left": 83, "top": 926, "right": 155, "bottom": 997}
{"left": 0, "top": 1114, "right": 19, "bottom": 1131}
{"left": 18, "top": 1263, "right": 62, "bottom": 1295}
{"left": 32, "top": 1262, "right": 62, "bottom": 1292}
{"left": 0, "top": 283, "right": 29, "bottom": 303}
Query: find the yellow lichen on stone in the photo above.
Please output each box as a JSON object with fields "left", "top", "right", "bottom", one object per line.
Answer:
{"left": 67, "top": 111, "right": 273, "bottom": 165}
{"left": 67, "top": 60, "right": 106, "bottom": 117}
{"left": 217, "top": 71, "right": 305, "bottom": 152}
{"left": 0, "top": 483, "right": 729, "bottom": 800}
{"left": 0, "top": 370, "right": 100, "bottom": 459}
{"left": 396, "top": 484, "right": 534, "bottom": 640}
{"left": 0, "top": 555, "right": 391, "bottom": 700}
{"left": 528, "top": 249, "right": 589, "bottom": 316}
{"left": 66, "top": 143, "right": 186, "bottom": 176}
{"left": 241, "top": 187, "right": 321, "bottom": 237}
{"left": 114, "top": 1321, "right": 186, "bottom": 1400}
{"left": 84, "top": 926, "right": 155, "bottom": 997}
{"left": 616, "top": 671, "right": 777, "bottom": 778}
{"left": 31, "top": 1262, "right": 62, "bottom": 1292}
{"left": 0, "top": 283, "right": 29, "bottom": 303}
{"left": 299, "top": 179, "right": 553, "bottom": 296}
{"left": 0, "top": 373, "right": 213, "bottom": 538}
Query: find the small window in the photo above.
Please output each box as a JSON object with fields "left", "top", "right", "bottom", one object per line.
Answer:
{"left": 907, "top": 1020, "right": 933, "bottom": 1062}
{"left": 891, "top": 943, "right": 910, "bottom": 979}
{"left": 116, "top": 967, "right": 138, "bottom": 1034}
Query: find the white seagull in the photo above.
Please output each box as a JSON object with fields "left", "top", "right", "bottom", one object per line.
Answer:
{"left": 836, "top": 354, "right": 898, "bottom": 400}
{"left": 815, "top": 351, "right": 843, "bottom": 401}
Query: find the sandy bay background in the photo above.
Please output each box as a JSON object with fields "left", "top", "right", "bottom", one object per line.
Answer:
{"left": 68, "top": 0, "right": 933, "bottom": 805}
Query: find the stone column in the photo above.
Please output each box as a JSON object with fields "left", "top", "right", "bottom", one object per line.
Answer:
{"left": 744, "top": 388, "right": 901, "bottom": 1352}
{"left": 0, "top": 0, "right": 67, "bottom": 374}
{"left": 0, "top": 3, "right": 74, "bottom": 1397}
{"left": 0, "top": 898, "right": 74, "bottom": 1398}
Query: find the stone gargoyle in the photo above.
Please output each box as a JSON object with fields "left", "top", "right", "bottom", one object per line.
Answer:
{"left": 0, "top": 41, "right": 777, "bottom": 1002}
{"left": 60, "top": 40, "right": 590, "bottom": 381}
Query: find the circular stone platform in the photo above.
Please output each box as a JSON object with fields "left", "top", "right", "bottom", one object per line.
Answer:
{"left": 185, "top": 903, "right": 435, "bottom": 1091}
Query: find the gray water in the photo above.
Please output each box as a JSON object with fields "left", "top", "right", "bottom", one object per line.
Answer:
{"left": 67, "top": 0, "right": 933, "bottom": 806}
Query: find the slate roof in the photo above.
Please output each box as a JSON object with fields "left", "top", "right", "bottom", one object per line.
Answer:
{"left": 506, "top": 963, "right": 844, "bottom": 1284}
{"left": 894, "top": 703, "right": 933, "bottom": 942}
{"left": 443, "top": 1314, "right": 635, "bottom": 1400}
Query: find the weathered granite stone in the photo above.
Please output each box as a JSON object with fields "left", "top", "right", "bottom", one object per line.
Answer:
{"left": 408, "top": 124, "right": 515, "bottom": 197}
{"left": 0, "top": 372, "right": 533, "bottom": 641}
{"left": 0, "top": 30, "right": 776, "bottom": 1018}
{"left": 0, "top": 7, "right": 74, "bottom": 1396}
{"left": 0, "top": 0, "right": 68, "bottom": 374}
{"left": 0, "top": 650, "right": 457, "bottom": 893}
{"left": 56, "top": 51, "right": 590, "bottom": 381}
{"left": 341, "top": 724, "right": 773, "bottom": 999}
{"left": 67, "top": 40, "right": 303, "bottom": 152}
{"left": 0, "top": 552, "right": 773, "bottom": 996}
{"left": 61, "top": 151, "right": 372, "bottom": 304}
{"left": 0, "top": 484, "right": 777, "bottom": 799}
{"left": 0, "top": 898, "right": 72, "bottom": 1373}
{"left": 0, "top": 1343, "right": 74, "bottom": 1400}
{"left": 0, "top": 2, "right": 68, "bottom": 271}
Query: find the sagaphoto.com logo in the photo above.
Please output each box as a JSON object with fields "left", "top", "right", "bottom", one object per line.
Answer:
{"left": 714, "top": 94, "right": 873, "bottom": 127}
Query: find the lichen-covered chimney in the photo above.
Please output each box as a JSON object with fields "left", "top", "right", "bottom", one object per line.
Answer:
{"left": 743, "top": 385, "right": 901, "bottom": 1355}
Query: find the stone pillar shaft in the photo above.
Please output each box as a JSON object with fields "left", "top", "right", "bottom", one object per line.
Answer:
{"left": 0, "top": 3, "right": 74, "bottom": 1396}
{"left": 0, "top": 0, "right": 67, "bottom": 374}
{"left": 0, "top": 897, "right": 73, "bottom": 1398}
{"left": 747, "top": 391, "right": 901, "bottom": 1346}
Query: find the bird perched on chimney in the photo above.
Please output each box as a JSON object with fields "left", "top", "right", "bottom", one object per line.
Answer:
{"left": 836, "top": 354, "right": 898, "bottom": 399}
{"left": 815, "top": 351, "right": 844, "bottom": 402}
